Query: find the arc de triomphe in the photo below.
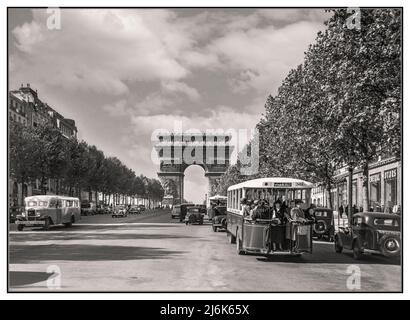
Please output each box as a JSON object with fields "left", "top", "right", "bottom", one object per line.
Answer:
{"left": 154, "top": 132, "right": 234, "bottom": 204}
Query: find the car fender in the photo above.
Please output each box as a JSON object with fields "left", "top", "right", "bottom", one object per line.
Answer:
{"left": 351, "top": 235, "right": 362, "bottom": 250}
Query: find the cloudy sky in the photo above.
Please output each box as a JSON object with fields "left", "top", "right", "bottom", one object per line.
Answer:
{"left": 9, "top": 8, "right": 330, "bottom": 203}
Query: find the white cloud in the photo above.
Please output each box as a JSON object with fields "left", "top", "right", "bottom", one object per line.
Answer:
{"left": 161, "top": 80, "right": 201, "bottom": 101}
{"left": 9, "top": 8, "right": 331, "bottom": 195}
{"left": 103, "top": 99, "right": 129, "bottom": 117}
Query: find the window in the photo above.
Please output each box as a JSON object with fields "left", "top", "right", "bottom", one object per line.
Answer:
{"left": 384, "top": 169, "right": 397, "bottom": 212}
{"left": 352, "top": 179, "right": 357, "bottom": 206}
{"left": 374, "top": 218, "right": 399, "bottom": 227}
{"left": 66, "top": 200, "right": 74, "bottom": 207}
{"left": 369, "top": 173, "right": 381, "bottom": 209}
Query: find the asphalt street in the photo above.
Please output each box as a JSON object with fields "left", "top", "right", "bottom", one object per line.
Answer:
{"left": 8, "top": 209, "right": 401, "bottom": 292}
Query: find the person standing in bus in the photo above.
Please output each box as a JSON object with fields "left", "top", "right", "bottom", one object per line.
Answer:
{"left": 240, "top": 198, "right": 251, "bottom": 218}
{"left": 271, "top": 200, "right": 285, "bottom": 251}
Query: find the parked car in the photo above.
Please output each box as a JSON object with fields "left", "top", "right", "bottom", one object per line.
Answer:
{"left": 128, "top": 206, "right": 141, "bottom": 214}
{"left": 184, "top": 206, "right": 204, "bottom": 225}
{"left": 95, "top": 204, "right": 110, "bottom": 215}
{"left": 334, "top": 212, "right": 401, "bottom": 260}
{"left": 81, "top": 200, "right": 96, "bottom": 216}
{"left": 312, "top": 208, "right": 334, "bottom": 241}
{"left": 211, "top": 205, "right": 227, "bottom": 232}
{"left": 137, "top": 204, "right": 146, "bottom": 212}
{"left": 112, "top": 205, "right": 128, "bottom": 218}
{"left": 9, "top": 206, "right": 23, "bottom": 223}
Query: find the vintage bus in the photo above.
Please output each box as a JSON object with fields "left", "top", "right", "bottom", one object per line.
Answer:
{"left": 15, "top": 195, "right": 81, "bottom": 231}
{"left": 226, "top": 177, "right": 314, "bottom": 256}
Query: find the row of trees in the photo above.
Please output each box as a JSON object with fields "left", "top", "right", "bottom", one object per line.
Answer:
{"left": 217, "top": 9, "right": 401, "bottom": 211}
{"left": 9, "top": 121, "right": 164, "bottom": 206}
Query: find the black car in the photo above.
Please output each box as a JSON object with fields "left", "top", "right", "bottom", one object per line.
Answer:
{"left": 334, "top": 212, "right": 401, "bottom": 260}
{"left": 211, "top": 205, "right": 227, "bottom": 232}
{"left": 128, "top": 206, "right": 141, "bottom": 214}
{"left": 184, "top": 206, "right": 204, "bottom": 225}
{"left": 9, "top": 206, "right": 23, "bottom": 223}
{"left": 112, "top": 205, "right": 128, "bottom": 218}
{"left": 312, "top": 208, "right": 334, "bottom": 241}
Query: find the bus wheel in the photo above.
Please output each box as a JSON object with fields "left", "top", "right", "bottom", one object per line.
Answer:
{"left": 229, "top": 232, "right": 236, "bottom": 244}
{"left": 43, "top": 218, "right": 51, "bottom": 231}
{"left": 17, "top": 224, "right": 24, "bottom": 231}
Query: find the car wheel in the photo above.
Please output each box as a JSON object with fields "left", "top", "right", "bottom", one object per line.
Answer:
{"left": 17, "top": 224, "right": 24, "bottom": 231}
{"left": 379, "top": 235, "right": 400, "bottom": 257}
{"left": 212, "top": 225, "right": 217, "bottom": 232}
{"left": 353, "top": 240, "right": 363, "bottom": 260}
{"left": 334, "top": 236, "right": 343, "bottom": 253}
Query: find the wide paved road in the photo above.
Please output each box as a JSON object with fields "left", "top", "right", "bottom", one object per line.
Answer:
{"left": 9, "top": 209, "right": 401, "bottom": 292}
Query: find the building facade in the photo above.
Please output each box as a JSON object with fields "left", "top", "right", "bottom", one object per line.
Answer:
{"left": 9, "top": 84, "right": 78, "bottom": 207}
{"left": 311, "top": 156, "right": 401, "bottom": 214}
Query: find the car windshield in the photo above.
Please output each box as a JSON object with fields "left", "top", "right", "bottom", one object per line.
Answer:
{"left": 188, "top": 208, "right": 201, "bottom": 213}
{"left": 215, "top": 207, "right": 227, "bottom": 215}
{"left": 26, "top": 200, "right": 48, "bottom": 207}
{"left": 373, "top": 218, "right": 400, "bottom": 230}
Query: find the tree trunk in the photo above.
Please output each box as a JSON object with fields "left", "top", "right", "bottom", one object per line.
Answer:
{"left": 95, "top": 190, "right": 98, "bottom": 205}
{"left": 326, "top": 181, "right": 333, "bottom": 210}
{"left": 20, "top": 177, "right": 25, "bottom": 207}
{"left": 362, "top": 162, "right": 369, "bottom": 212}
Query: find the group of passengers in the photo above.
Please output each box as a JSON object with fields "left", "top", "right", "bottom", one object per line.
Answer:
{"left": 240, "top": 197, "right": 314, "bottom": 223}
{"left": 240, "top": 197, "right": 314, "bottom": 252}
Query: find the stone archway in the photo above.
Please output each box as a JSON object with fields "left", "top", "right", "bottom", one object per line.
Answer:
{"left": 154, "top": 132, "right": 234, "bottom": 204}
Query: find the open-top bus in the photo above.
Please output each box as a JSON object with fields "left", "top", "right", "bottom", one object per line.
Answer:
{"left": 226, "top": 177, "right": 314, "bottom": 256}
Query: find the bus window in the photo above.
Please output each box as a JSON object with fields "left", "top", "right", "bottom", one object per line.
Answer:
{"left": 49, "top": 199, "right": 57, "bottom": 208}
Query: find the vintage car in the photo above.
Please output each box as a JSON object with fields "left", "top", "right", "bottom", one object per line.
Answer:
{"left": 211, "top": 205, "right": 227, "bottom": 232}
{"left": 184, "top": 206, "right": 204, "bottom": 225}
{"left": 81, "top": 200, "right": 96, "bottom": 216}
{"left": 312, "top": 208, "right": 334, "bottom": 241}
{"left": 112, "top": 205, "right": 128, "bottom": 218}
{"left": 334, "top": 212, "right": 401, "bottom": 260}
{"left": 9, "top": 205, "right": 23, "bottom": 223}
{"left": 137, "top": 204, "right": 146, "bottom": 212}
{"left": 172, "top": 203, "right": 195, "bottom": 221}
{"left": 128, "top": 206, "right": 141, "bottom": 214}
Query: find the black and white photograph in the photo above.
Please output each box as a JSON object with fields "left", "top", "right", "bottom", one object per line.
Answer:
{"left": 5, "top": 4, "right": 403, "bottom": 295}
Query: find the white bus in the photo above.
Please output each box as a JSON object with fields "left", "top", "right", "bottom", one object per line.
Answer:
{"left": 226, "top": 177, "right": 314, "bottom": 256}
{"left": 15, "top": 195, "right": 81, "bottom": 231}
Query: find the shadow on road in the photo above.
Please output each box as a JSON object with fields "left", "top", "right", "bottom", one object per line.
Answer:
{"left": 10, "top": 223, "right": 181, "bottom": 233}
{"left": 10, "top": 232, "right": 197, "bottom": 242}
{"left": 9, "top": 271, "right": 54, "bottom": 287}
{"left": 10, "top": 244, "right": 186, "bottom": 263}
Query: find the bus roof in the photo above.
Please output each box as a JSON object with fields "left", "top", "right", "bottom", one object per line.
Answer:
{"left": 209, "top": 195, "right": 227, "bottom": 200}
{"left": 227, "top": 177, "right": 313, "bottom": 191}
{"left": 25, "top": 195, "right": 80, "bottom": 201}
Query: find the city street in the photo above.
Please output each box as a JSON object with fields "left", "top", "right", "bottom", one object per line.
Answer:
{"left": 9, "top": 209, "right": 401, "bottom": 292}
